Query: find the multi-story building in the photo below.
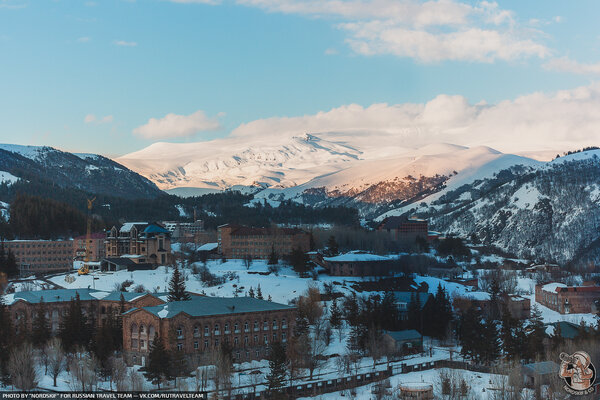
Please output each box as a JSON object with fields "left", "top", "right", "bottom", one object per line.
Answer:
{"left": 218, "top": 224, "right": 310, "bottom": 259}
{"left": 161, "top": 220, "right": 205, "bottom": 241}
{"left": 6, "top": 288, "right": 169, "bottom": 333}
{"left": 73, "top": 233, "right": 106, "bottom": 262}
{"left": 323, "top": 251, "right": 394, "bottom": 276}
{"left": 378, "top": 216, "right": 428, "bottom": 243}
{"left": 105, "top": 222, "right": 172, "bottom": 265}
{"left": 535, "top": 282, "right": 600, "bottom": 314}
{"left": 123, "top": 296, "right": 296, "bottom": 367}
{"left": 3, "top": 239, "right": 74, "bottom": 275}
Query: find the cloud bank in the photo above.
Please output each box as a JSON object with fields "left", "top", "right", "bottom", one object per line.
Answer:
{"left": 133, "top": 110, "right": 222, "bottom": 139}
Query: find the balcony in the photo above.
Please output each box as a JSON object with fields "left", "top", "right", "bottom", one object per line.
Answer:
{"left": 214, "top": 330, "right": 221, "bottom": 336}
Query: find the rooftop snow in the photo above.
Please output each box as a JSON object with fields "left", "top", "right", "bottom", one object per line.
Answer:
{"left": 198, "top": 242, "right": 218, "bottom": 252}
{"left": 324, "top": 252, "right": 391, "bottom": 262}
{"left": 542, "top": 282, "right": 567, "bottom": 293}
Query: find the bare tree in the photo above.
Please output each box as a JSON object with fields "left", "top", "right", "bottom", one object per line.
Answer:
{"left": 109, "top": 356, "right": 128, "bottom": 391}
{"left": 68, "top": 350, "right": 99, "bottom": 391}
{"left": 194, "top": 366, "right": 210, "bottom": 393}
{"left": 302, "top": 318, "right": 328, "bottom": 379}
{"left": 248, "top": 370, "right": 263, "bottom": 397}
{"left": 210, "top": 345, "right": 233, "bottom": 398}
{"left": 8, "top": 342, "right": 38, "bottom": 390}
{"left": 297, "top": 284, "right": 323, "bottom": 325}
{"left": 129, "top": 369, "right": 145, "bottom": 391}
{"left": 45, "top": 338, "right": 65, "bottom": 387}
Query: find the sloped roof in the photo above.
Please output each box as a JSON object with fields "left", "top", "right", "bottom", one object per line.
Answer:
{"left": 324, "top": 251, "right": 391, "bottom": 263}
{"left": 101, "top": 291, "right": 169, "bottom": 302}
{"left": 393, "top": 292, "right": 432, "bottom": 309}
{"left": 11, "top": 288, "right": 106, "bottom": 304}
{"left": 132, "top": 296, "right": 294, "bottom": 319}
{"left": 385, "top": 329, "right": 422, "bottom": 342}
{"left": 544, "top": 321, "right": 586, "bottom": 340}
{"left": 143, "top": 224, "right": 170, "bottom": 234}
{"left": 379, "top": 216, "right": 427, "bottom": 230}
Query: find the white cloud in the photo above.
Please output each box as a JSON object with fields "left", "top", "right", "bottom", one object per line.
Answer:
{"left": 77, "top": 36, "right": 91, "bottom": 43}
{"left": 84, "top": 114, "right": 114, "bottom": 124}
{"left": 232, "top": 0, "right": 549, "bottom": 63}
{"left": 114, "top": 40, "right": 137, "bottom": 47}
{"left": 543, "top": 57, "right": 600, "bottom": 75}
{"left": 229, "top": 83, "right": 600, "bottom": 154}
{"left": 324, "top": 48, "right": 338, "bottom": 55}
{"left": 133, "top": 110, "right": 222, "bottom": 139}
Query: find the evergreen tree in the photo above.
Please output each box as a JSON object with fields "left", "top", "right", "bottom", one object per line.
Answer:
{"left": 481, "top": 319, "right": 500, "bottom": 364}
{"left": 407, "top": 292, "right": 422, "bottom": 332}
{"left": 459, "top": 307, "right": 481, "bottom": 362}
{"left": 325, "top": 235, "right": 339, "bottom": 256}
{"left": 92, "top": 318, "right": 115, "bottom": 377}
{"left": 426, "top": 285, "right": 452, "bottom": 339}
{"left": 248, "top": 286, "right": 255, "bottom": 298}
{"left": 31, "top": 297, "right": 50, "bottom": 348}
{"left": 289, "top": 247, "right": 310, "bottom": 276}
{"left": 525, "top": 305, "right": 546, "bottom": 361}
{"left": 143, "top": 334, "right": 171, "bottom": 389}
{"left": 267, "top": 246, "right": 278, "bottom": 265}
{"left": 256, "top": 284, "right": 263, "bottom": 300}
{"left": 0, "top": 293, "right": 15, "bottom": 385}
{"left": 168, "top": 266, "right": 191, "bottom": 302}
{"left": 266, "top": 341, "right": 287, "bottom": 399}
{"left": 329, "top": 298, "right": 342, "bottom": 333}
{"left": 59, "top": 293, "right": 90, "bottom": 353}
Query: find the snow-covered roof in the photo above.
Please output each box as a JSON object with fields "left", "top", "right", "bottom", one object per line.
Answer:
{"left": 324, "top": 251, "right": 391, "bottom": 263}
{"left": 120, "top": 222, "right": 148, "bottom": 233}
{"left": 542, "top": 282, "right": 567, "bottom": 293}
{"left": 198, "top": 242, "right": 218, "bottom": 252}
{"left": 462, "top": 291, "right": 491, "bottom": 301}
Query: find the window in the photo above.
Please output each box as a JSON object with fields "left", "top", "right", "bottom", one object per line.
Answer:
{"left": 234, "top": 323, "right": 239, "bottom": 333}
{"left": 272, "top": 319, "right": 278, "bottom": 330}
{"left": 244, "top": 321, "right": 249, "bottom": 332}
{"left": 177, "top": 326, "right": 184, "bottom": 338}
{"left": 224, "top": 323, "right": 230, "bottom": 334}
{"left": 263, "top": 334, "right": 268, "bottom": 344}
{"left": 194, "top": 341, "right": 199, "bottom": 350}
{"left": 244, "top": 336, "right": 249, "bottom": 346}
{"left": 131, "top": 339, "right": 138, "bottom": 349}
{"left": 193, "top": 325, "right": 200, "bottom": 337}
{"left": 214, "top": 324, "right": 220, "bottom": 335}
{"left": 254, "top": 335, "right": 258, "bottom": 344}
{"left": 177, "top": 343, "right": 183, "bottom": 351}
{"left": 140, "top": 340, "right": 146, "bottom": 350}
{"left": 234, "top": 337, "right": 239, "bottom": 346}
{"left": 140, "top": 325, "right": 146, "bottom": 334}
{"left": 204, "top": 340, "right": 209, "bottom": 349}
{"left": 205, "top": 325, "right": 210, "bottom": 336}
{"left": 263, "top": 320, "right": 269, "bottom": 331}
{"left": 282, "top": 332, "right": 287, "bottom": 343}
{"left": 214, "top": 339, "right": 219, "bottom": 347}
{"left": 254, "top": 320, "right": 259, "bottom": 331}
{"left": 273, "top": 333, "right": 277, "bottom": 342}
{"left": 282, "top": 318, "right": 287, "bottom": 329}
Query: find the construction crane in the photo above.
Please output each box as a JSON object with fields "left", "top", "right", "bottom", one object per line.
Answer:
{"left": 78, "top": 197, "right": 96, "bottom": 275}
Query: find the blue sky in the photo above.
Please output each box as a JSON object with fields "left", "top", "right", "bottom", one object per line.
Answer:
{"left": 1, "top": 0, "right": 600, "bottom": 156}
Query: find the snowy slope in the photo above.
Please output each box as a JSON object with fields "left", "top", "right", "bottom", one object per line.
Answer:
{"left": 0, "top": 171, "right": 18, "bottom": 185}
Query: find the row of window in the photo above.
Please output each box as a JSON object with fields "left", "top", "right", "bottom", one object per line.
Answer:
{"left": 131, "top": 332, "right": 288, "bottom": 352}
{"left": 7, "top": 242, "right": 71, "bottom": 248}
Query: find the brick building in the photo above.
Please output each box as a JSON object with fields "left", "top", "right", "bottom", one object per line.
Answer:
{"left": 161, "top": 220, "right": 205, "bottom": 241}
{"left": 453, "top": 292, "right": 531, "bottom": 319}
{"left": 73, "top": 233, "right": 106, "bottom": 262}
{"left": 6, "top": 288, "right": 169, "bottom": 333}
{"left": 105, "top": 222, "right": 172, "bottom": 265}
{"left": 3, "top": 239, "right": 74, "bottom": 275}
{"left": 122, "top": 296, "right": 296, "bottom": 367}
{"left": 535, "top": 282, "right": 600, "bottom": 314}
{"left": 378, "top": 216, "right": 428, "bottom": 243}
{"left": 217, "top": 224, "right": 310, "bottom": 259}
{"left": 323, "top": 251, "right": 394, "bottom": 276}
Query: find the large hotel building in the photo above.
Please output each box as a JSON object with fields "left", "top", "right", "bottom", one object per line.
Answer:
{"left": 3, "top": 239, "right": 74, "bottom": 275}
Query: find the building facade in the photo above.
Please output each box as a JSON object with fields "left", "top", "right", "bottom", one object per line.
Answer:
{"left": 3, "top": 239, "right": 74, "bottom": 275}
{"left": 6, "top": 289, "right": 168, "bottom": 334}
{"left": 378, "top": 216, "right": 428, "bottom": 243}
{"left": 218, "top": 224, "right": 310, "bottom": 259}
{"left": 323, "top": 252, "right": 394, "bottom": 276}
{"left": 161, "top": 220, "right": 205, "bottom": 241}
{"left": 122, "top": 296, "right": 296, "bottom": 367}
{"left": 105, "top": 222, "right": 172, "bottom": 265}
{"left": 73, "top": 233, "right": 106, "bottom": 262}
{"left": 535, "top": 282, "right": 600, "bottom": 314}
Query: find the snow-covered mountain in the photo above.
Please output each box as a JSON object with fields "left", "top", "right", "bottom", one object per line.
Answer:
{"left": 385, "top": 149, "right": 600, "bottom": 264}
{"left": 0, "top": 144, "right": 163, "bottom": 199}
{"left": 118, "top": 135, "right": 541, "bottom": 218}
